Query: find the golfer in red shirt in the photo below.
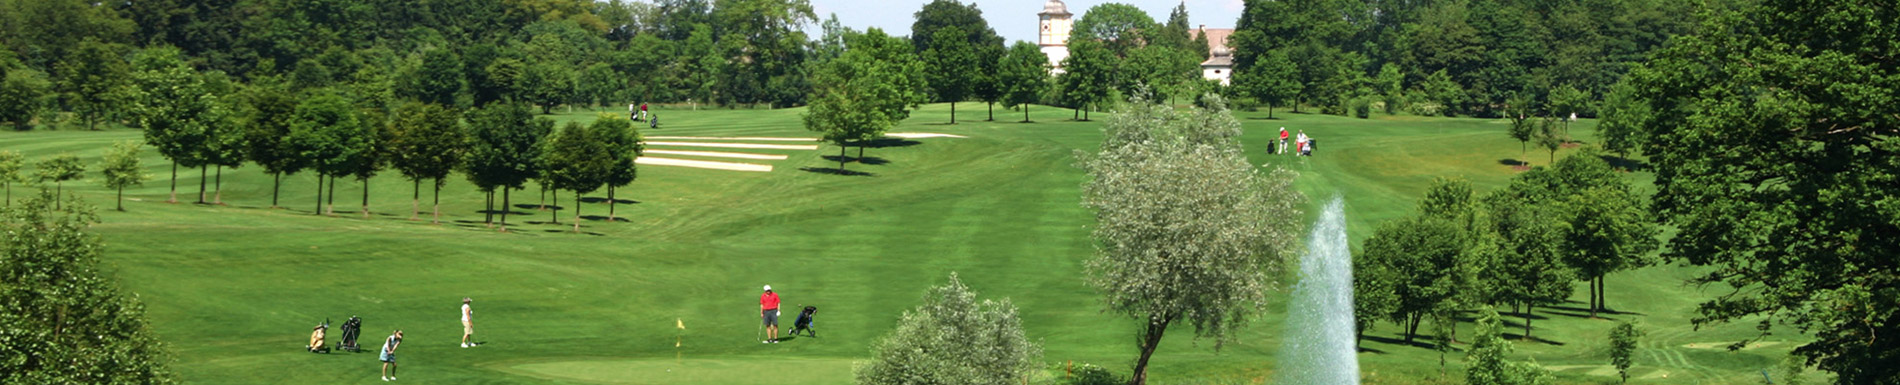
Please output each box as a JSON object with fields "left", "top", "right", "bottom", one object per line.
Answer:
{"left": 760, "top": 285, "right": 781, "bottom": 343}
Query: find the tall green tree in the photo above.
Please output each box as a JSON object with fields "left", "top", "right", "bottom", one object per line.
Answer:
{"left": 239, "top": 78, "right": 305, "bottom": 209}
{"left": 34, "top": 154, "right": 85, "bottom": 209}
{"left": 54, "top": 39, "right": 130, "bottom": 131}
{"left": 98, "top": 140, "right": 146, "bottom": 212}
{"left": 385, "top": 102, "right": 466, "bottom": 222}
{"left": 1352, "top": 244, "right": 1399, "bottom": 349}
{"left": 401, "top": 48, "right": 465, "bottom": 107}
{"left": 463, "top": 104, "right": 549, "bottom": 231}
{"left": 856, "top": 273, "right": 1042, "bottom": 385}
{"left": 519, "top": 61, "right": 576, "bottom": 114}
{"left": 124, "top": 47, "right": 214, "bottom": 204}
{"left": 1069, "top": 3, "right": 1155, "bottom": 57}
{"left": 1236, "top": 49, "right": 1301, "bottom": 118}
{"left": 287, "top": 92, "right": 368, "bottom": 216}
{"left": 541, "top": 121, "right": 609, "bottom": 231}
{"left": 910, "top": 0, "right": 1004, "bottom": 120}
{"left": 1481, "top": 169, "right": 1575, "bottom": 338}
{"left": 1552, "top": 151, "right": 1658, "bottom": 317}
{"left": 920, "top": 26, "right": 976, "bottom": 124}
{"left": 1362, "top": 215, "right": 1463, "bottom": 341}
{"left": 802, "top": 28, "right": 926, "bottom": 172}
{"left": 1624, "top": 2, "right": 1900, "bottom": 381}
{"left": 996, "top": 42, "right": 1048, "bottom": 123}
{"left": 1057, "top": 39, "right": 1114, "bottom": 121}
{"left": 1608, "top": 320, "right": 1644, "bottom": 384}
{"left": 0, "top": 191, "right": 174, "bottom": 385}
{"left": 1079, "top": 94, "right": 1302, "bottom": 385}
{"left": 594, "top": 114, "right": 642, "bottom": 221}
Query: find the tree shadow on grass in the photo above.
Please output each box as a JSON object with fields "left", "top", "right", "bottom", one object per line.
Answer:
{"left": 578, "top": 197, "right": 640, "bottom": 204}
{"left": 1500, "top": 333, "right": 1566, "bottom": 346}
{"left": 862, "top": 138, "right": 921, "bottom": 148}
{"left": 515, "top": 204, "right": 561, "bottom": 211}
{"left": 799, "top": 167, "right": 875, "bottom": 177}
{"left": 821, "top": 155, "right": 888, "bottom": 165}
{"left": 1599, "top": 154, "right": 1649, "bottom": 171}
{"left": 1362, "top": 334, "right": 1440, "bottom": 350}
{"left": 1357, "top": 346, "right": 1387, "bottom": 354}
{"left": 1542, "top": 304, "right": 1647, "bottom": 318}
{"left": 538, "top": 229, "right": 606, "bottom": 236}
{"left": 477, "top": 208, "right": 530, "bottom": 216}
{"left": 579, "top": 215, "right": 631, "bottom": 222}
{"left": 1499, "top": 158, "right": 1529, "bottom": 167}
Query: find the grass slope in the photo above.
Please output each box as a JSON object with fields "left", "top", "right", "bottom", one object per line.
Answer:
{"left": 0, "top": 102, "right": 1809, "bottom": 384}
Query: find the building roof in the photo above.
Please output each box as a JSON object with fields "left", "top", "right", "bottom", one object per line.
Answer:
{"left": 1040, "top": 0, "right": 1072, "bottom": 16}
{"left": 1192, "top": 27, "right": 1235, "bottom": 66}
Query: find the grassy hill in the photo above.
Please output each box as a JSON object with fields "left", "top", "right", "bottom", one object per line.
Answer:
{"left": 1, "top": 102, "right": 1813, "bottom": 384}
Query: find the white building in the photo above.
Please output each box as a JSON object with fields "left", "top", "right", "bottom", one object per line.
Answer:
{"left": 1038, "top": 0, "right": 1073, "bottom": 74}
{"left": 1193, "top": 26, "right": 1235, "bottom": 86}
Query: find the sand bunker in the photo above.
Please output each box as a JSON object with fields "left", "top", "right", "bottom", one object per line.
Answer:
{"left": 1680, "top": 340, "right": 1786, "bottom": 350}
{"left": 636, "top": 157, "right": 773, "bottom": 172}
{"left": 885, "top": 132, "right": 968, "bottom": 139}
{"left": 646, "top": 141, "right": 820, "bottom": 150}
{"left": 644, "top": 149, "right": 789, "bottom": 160}
{"left": 646, "top": 136, "right": 818, "bottom": 142}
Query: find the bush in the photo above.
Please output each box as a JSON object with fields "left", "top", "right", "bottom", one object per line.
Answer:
{"left": 1061, "top": 363, "right": 1121, "bottom": 385}
{"left": 1408, "top": 101, "right": 1446, "bottom": 117}
{"left": 1352, "top": 96, "right": 1373, "bottom": 119}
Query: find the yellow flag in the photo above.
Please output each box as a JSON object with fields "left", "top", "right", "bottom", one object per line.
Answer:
{"left": 676, "top": 318, "right": 684, "bottom": 330}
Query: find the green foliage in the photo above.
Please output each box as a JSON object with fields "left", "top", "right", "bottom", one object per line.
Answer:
{"left": 1623, "top": 1, "right": 1900, "bottom": 381}
{"left": 1235, "top": 48, "right": 1300, "bottom": 118}
{"left": 0, "top": 151, "right": 22, "bottom": 198}
{"left": 1363, "top": 215, "right": 1463, "bottom": 341}
{"left": 0, "top": 67, "right": 52, "bottom": 131}
{"left": 921, "top": 26, "right": 976, "bottom": 122}
{"left": 0, "top": 192, "right": 174, "bottom": 384}
{"left": 540, "top": 121, "right": 610, "bottom": 226}
{"left": 1532, "top": 117, "right": 1563, "bottom": 164}
{"left": 1057, "top": 40, "right": 1114, "bottom": 119}
{"left": 239, "top": 78, "right": 304, "bottom": 176}
{"left": 34, "top": 153, "right": 85, "bottom": 189}
{"left": 1069, "top": 3, "right": 1156, "bottom": 57}
{"left": 996, "top": 42, "right": 1048, "bottom": 123}
{"left": 1465, "top": 308, "right": 1554, "bottom": 385}
{"left": 1352, "top": 243, "right": 1399, "bottom": 347}
{"left": 385, "top": 102, "right": 467, "bottom": 187}
{"left": 593, "top": 114, "right": 642, "bottom": 193}
{"left": 519, "top": 61, "right": 577, "bottom": 114}
{"left": 402, "top": 48, "right": 465, "bottom": 107}
{"left": 577, "top": 62, "right": 619, "bottom": 109}
{"left": 1079, "top": 93, "right": 1302, "bottom": 384}
{"left": 53, "top": 39, "right": 130, "bottom": 130}
{"left": 1608, "top": 320, "right": 1643, "bottom": 383}
{"left": 1060, "top": 363, "right": 1122, "bottom": 385}
{"left": 462, "top": 103, "right": 549, "bottom": 193}
{"left": 288, "top": 92, "right": 371, "bottom": 182}
{"left": 98, "top": 140, "right": 145, "bottom": 211}
{"left": 125, "top": 46, "right": 217, "bottom": 172}
{"left": 855, "top": 273, "right": 1041, "bottom": 385}
{"left": 1595, "top": 81, "right": 1648, "bottom": 161}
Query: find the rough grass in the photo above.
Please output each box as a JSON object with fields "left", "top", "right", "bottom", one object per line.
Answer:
{"left": 0, "top": 102, "right": 1813, "bottom": 384}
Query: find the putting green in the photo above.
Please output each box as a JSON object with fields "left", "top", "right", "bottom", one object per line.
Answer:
{"left": 492, "top": 356, "right": 855, "bottom": 384}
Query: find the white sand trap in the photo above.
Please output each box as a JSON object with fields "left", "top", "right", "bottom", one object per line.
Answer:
{"left": 644, "top": 149, "right": 788, "bottom": 160}
{"left": 636, "top": 157, "right": 773, "bottom": 172}
{"left": 1681, "top": 340, "right": 1785, "bottom": 350}
{"left": 886, "top": 132, "right": 968, "bottom": 139}
{"left": 647, "top": 141, "right": 820, "bottom": 150}
{"left": 646, "top": 136, "right": 818, "bottom": 142}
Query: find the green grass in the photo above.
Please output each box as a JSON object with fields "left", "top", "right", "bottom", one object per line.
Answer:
{"left": 0, "top": 102, "right": 1813, "bottom": 384}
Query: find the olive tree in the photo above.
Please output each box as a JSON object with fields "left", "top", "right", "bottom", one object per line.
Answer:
{"left": 1078, "top": 93, "right": 1303, "bottom": 385}
{"left": 856, "top": 273, "right": 1041, "bottom": 385}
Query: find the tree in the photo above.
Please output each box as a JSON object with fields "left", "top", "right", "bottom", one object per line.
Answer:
{"left": 921, "top": 26, "right": 976, "bottom": 124}
{"left": 909, "top": 0, "right": 1004, "bottom": 120}
{"left": 463, "top": 104, "right": 549, "bottom": 231}
{"left": 1553, "top": 152, "right": 1658, "bottom": 317}
{"left": 34, "top": 154, "right": 85, "bottom": 209}
{"left": 541, "top": 121, "right": 609, "bottom": 231}
{"left": 402, "top": 48, "right": 465, "bottom": 107}
{"left": 1595, "top": 82, "right": 1648, "bottom": 164}
{"left": 802, "top": 28, "right": 926, "bottom": 172}
{"left": 594, "top": 114, "right": 642, "bottom": 221}
{"left": 577, "top": 62, "right": 619, "bottom": 110}
{"left": 1533, "top": 116, "right": 1564, "bottom": 164}
{"left": 856, "top": 273, "right": 1042, "bottom": 385}
{"left": 124, "top": 47, "right": 214, "bottom": 204}
{"left": 0, "top": 151, "right": 22, "bottom": 206}
{"left": 385, "top": 102, "right": 466, "bottom": 222}
{"left": 287, "top": 92, "right": 369, "bottom": 216}
{"left": 1504, "top": 93, "right": 1536, "bottom": 162}
{"left": 1237, "top": 49, "right": 1300, "bottom": 118}
{"left": 0, "top": 67, "right": 52, "bottom": 131}
{"left": 1481, "top": 169, "right": 1575, "bottom": 338}
{"left": 1622, "top": 2, "right": 1900, "bottom": 380}
{"left": 1079, "top": 94, "right": 1302, "bottom": 385}
{"left": 1057, "top": 39, "right": 1114, "bottom": 121}
{"left": 0, "top": 192, "right": 174, "bottom": 384}
{"left": 99, "top": 141, "right": 146, "bottom": 212}
{"left": 519, "top": 61, "right": 576, "bottom": 114}
{"left": 197, "top": 85, "right": 244, "bottom": 206}
{"left": 1069, "top": 3, "right": 1155, "bottom": 57}
{"left": 996, "top": 42, "right": 1048, "bottom": 123}
{"left": 1465, "top": 308, "right": 1555, "bottom": 385}
{"left": 55, "top": 39, "right": 131, "bottom": 131}
{"left": 239, "top": 78, "right": 305, "bottom": 209}
{"left": 1363, "top": 215, "right": 1463, "bottom": 341}
{"left": 1608, "top": 320, "right": 1643, "bottom": 384}
{"left": 1352, "top": 245, "right": 1399, "bottom": 349}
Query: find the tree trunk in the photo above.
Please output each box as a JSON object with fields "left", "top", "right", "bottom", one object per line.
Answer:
{"left": 214, "top": 165, "right": 223, "bottom": 205}
{"left": 198, "top": 164, "right": 208, "bottom": 204}
{"left": 949, "top": 102, "right": 956, "bottom": 124}
{"left": 987, "top": 101, "right": 994, "bottom": 121}
{"left": 1074, "top": 108, "right": 1079, "bottom": 120}
{"left": 411, "top": 179, "right": 421, "bottom": 220}
{"left": 360, "top": 177, "right": 371, "bottom": 218}
{"left": 1524, "top": 303, "right": 1534, "bottom": 339}
{"left": 573, "top": 194, "right": 582, "bottom": 233}
{"left": 326, "top": 176, "right": 336, "bottom": 215}
{"left": 169, "top": 162, "right": 177, "bottom": 203}
{"left": 551, "top": 189, "right": 560, "bottom": 224}
{"left": 116, "top": 186, "right": 124, "bottom": 211}
{"left": 271, "top": 172, "right": 281, "bottom": 208}
{"left": 538, "top": 183, "right": 547, "bottom": 210}
{"left": 1405, "top": 313, "right": 1421, "bottom": 343}
{"left": 838, "top": 145, "right": 847, "bottom": 171}
{"left": 432, "top": 180, "right": 442, "bottom": 224}
{"left": 314, "top": 174, "right": 324, "bottom": 214}
{"left": 1129, "top": 315, "right": 1174, "bottom": 385}
{"left": 1024, "top": 106, "right": 1031, "bottom": 123}
{"left": 484, "top": 190, "right": 493, "bottom": 225}
{"left": 607, "top": 186, "right": 616, "bottom": 221}
{"left": 500, "top": 188, "right": 511, "bottom": 231}
{"left": 5, "top": 182, "right": 10, "bottom": 207}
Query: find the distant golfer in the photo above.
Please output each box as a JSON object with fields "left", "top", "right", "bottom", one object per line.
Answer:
{"left": 1279, "top": 127, "right": 1290, "bottom": 155}
{"left": 760, "top": 285, "right": 781, "bottom": 343}
{"left": 460, "top": 297, "right": 474, "bottom": 348}
{"left": 380, "top": 330, "right": 403, "bottom": 381}
{"left": 639, "top": 102, "right": 649, "bottom": 121}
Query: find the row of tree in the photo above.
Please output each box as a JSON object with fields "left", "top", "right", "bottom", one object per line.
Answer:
{"left": 1353, "top": 149, "right": 1658, "bottom": 350}
{"left": 0, "top": 143, "right": 148, "bottom": 212}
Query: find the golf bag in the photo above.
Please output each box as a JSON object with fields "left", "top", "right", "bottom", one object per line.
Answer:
{"left": 789, "top": 306, "right": 817, "bottom": 337}
{"left": 336, "top": 316, "right": 363, "bottom": 352}
{"left": 308, "top": 321, "right": 329, "bottom": 353}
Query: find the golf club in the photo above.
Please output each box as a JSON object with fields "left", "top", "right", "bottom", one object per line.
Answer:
{"left": 756, "top": 310, "right": 764, "bottom": 343}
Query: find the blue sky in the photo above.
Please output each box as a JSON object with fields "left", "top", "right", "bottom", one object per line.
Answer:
{"left": 805, "top": 0, "right": 1246, "bottom": 45}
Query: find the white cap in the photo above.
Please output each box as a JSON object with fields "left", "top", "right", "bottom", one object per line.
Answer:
{"left": 763, "top": 285, "right": 772, "bottom": 291}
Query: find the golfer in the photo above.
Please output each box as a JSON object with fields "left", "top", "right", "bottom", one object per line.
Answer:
{"left": 380, "top": 330, "right": 403, "bottom": 381}
{"left": 460, "top": 297, "right": 474, "bottom": 348}
{"left": 760, "top": 285, "right": 781, "bottom": 343}
{"left": 1279, "top": 127, "right": 1290, "bottom": 155}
